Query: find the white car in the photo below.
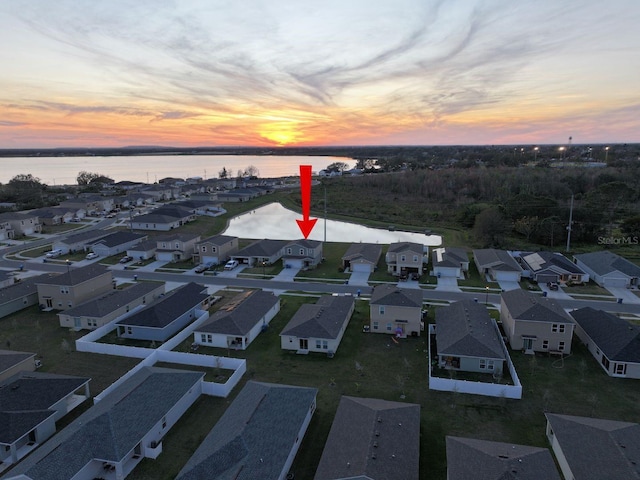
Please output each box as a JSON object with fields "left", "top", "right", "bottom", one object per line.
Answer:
{"left": 85, "top": 252, "right": 99, "bottom": 260}
{"left": 224, "top": 260, "right": 239, "bottom": 271}
{"left": 45, "top": 249, "right": 63, "bottom": 258}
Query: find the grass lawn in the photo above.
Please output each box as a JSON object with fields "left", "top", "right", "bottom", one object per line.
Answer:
{"left": 565, "top": 282, "right": 614, "bottom": 296}
{"left": 295, "top": 242, "right": 352, "bottom": 281}
{"left": 18, "top": 244, "right": 52, "bottom": 258}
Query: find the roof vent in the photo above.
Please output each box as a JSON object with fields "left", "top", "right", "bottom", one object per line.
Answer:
{"left": 373, "top": 442, "right": 378, "bottom": 448}
{"left": 377, "top": 417, "right": 382, "bottom": 423}
{"left": 375, "top": 431, "right": 380, "bottom": 437}
{"left": 371, "top": 453, "right": 377, "bottom": 460}
{"left": 499, "top": 455, "right": 509, "bottom": 459}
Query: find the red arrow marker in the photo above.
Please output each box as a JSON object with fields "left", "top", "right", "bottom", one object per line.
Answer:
{"left": 296, "top": 165, "right": 318, "bottom": 239}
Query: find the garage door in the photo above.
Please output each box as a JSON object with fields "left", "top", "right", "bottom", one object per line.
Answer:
{"left": 351, "top": 263, "right": 373, "bottom": 273}
{"left": 285, "top": 259, "right": 304, "bottom": 269}
{"left": 604, "top": 277, "right": 628, "bottom": 288}
{"left": 495, "top": 271, "right": 520, "bottom": 282}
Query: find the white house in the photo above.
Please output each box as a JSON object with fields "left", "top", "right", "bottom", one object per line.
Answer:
{"left": 574, "top": 250, "right": 640, "bottom": 288}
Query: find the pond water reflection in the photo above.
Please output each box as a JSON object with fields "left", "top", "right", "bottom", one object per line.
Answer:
{"left": 224, "top": 203, "right": 442, "bottom": 245}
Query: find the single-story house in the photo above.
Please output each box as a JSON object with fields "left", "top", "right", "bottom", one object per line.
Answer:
{"left": 435, "top": 300, "right": 506, "bottom": 375}
{"left": 571, "top": 306, "right": 640, "bottom": 378}
{"left": 281, "top": 239, "right": 323, "bottom": 269}
{"left": 432, "top": 247, "right": 469, "bottom": 278}
{"left": 545, "top": 413, "right": 640, "bottom": 480}
{"left": 0, "top": 349, "right": 36, "bottom": 382}
{"left": 155, "top": 233, "right": 201, "bottom": 263}
{"left": 3, "top": 367, "right": 204, "bottom": 480}
{"left": 115, "top": 282, "right": 212, "bottom": 342}
{"left": 216, "top": 190, "right": 254, "bottom": 202}
{"left": 519, "top": 251, "right": 589, "bottom": 285}
{"left": 52, "top": 229, "right": 109, "bottom": 254}
{"left": 574, "top": 250, "right": 640, "bottom": 288}
{"left": 500, "top": 289, "right": 574, "bottom": 354}
{"left": 280, "top": 295, "right": 355, "bottom": 355}
{"left": 130, "top": 205, "right": 195, "bottom": 231}
{"left": 341, "top": 243, "right": 383, "bottom": 273}
{"left": 172, "top": 199, "right": 221, "bottom": 216}
{"left": 0, "top": 371, "right": 90, "bottom": 470}
{"left": 90, "top": 231, "right": 148, "bottom": 258}
{"left": 446, "top": 436, "right": 561, "bottom": 480}
{"left": 192, "top": 234, "right": 238, "bottom": 266}
{"left": 36, "top": 264, "right": 114, "bottom": 311}
{"left": 0, "top": 212, "right": 41, "bottom": 236}
{"left": 0, "top": 274, "right": 54, "bottom": 319}
{"left": 194, "top": 289, "right": 280, "bottom": 350}
{"left": 314, "top": 396, "right": 421, "bottom": 480}
{"left": 231, "top": 239, "right": 287, "bottom": 266}
{"left": 127, "top": 240, "right": 157, "bottom": 261}
{"left": 58, "top": 282, "right": 165, "bottom": 331}
{"left": 176, "top": 381, "right": 317, "bottom": 480}
{"left": 369, "top": 284, "right": 423, "bottom": 337}
{"left": 385, "top": 241, "right": 427, "bottom": 277}
{"left": 473, "top": 249, "right": 523, "bottom": 282}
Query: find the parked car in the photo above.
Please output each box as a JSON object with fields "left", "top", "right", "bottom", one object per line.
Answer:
{"left": 85, "top": 252, "right": 99, "bottom": 260}
{"left": 547, "top": 281, "right": 559, "bottom": 291}
{"left": 224, "top": 260, "right": 239, "bottom": 271}
{"left": 195, "top": 263, "right": 208, "bottom": 273}
{"left": 45, "top": 249, "right": 63, "bottom": 258}
{"left": 119, "top": 255, "right": 133, "bottom": 264}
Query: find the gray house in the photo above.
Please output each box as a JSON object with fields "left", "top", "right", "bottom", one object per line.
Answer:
{"left": 574, "top": 250, "right": 640, "bottom": 288}
{"left": 473, "top": 249, "right": 523, "bottom": 282}
{"left": 0, "top": 274, "right": 54, "bottom": 319}
{"left": 176, "top": 381, "right": 317, "bottom": 480}
{"left": 232, "top": 239, "right": 287, "bottom": 266}
{"left": 435, "top": 300, "right": 506, "bottom": 375}
{"left": 130, "top": 205, "right": 195, "bottom": 231}
{"left": 53, "top": 229, "right": 109, "bottom": 254}
{"left": 115, "top": 282, "right": 211, "bottom": 341}
{"left": 193, "top": 234, "right": 239, "bottom": 265}
{"left": 315, "top": 396, "right": 421, "bottom": 480}
{"left": 519, "top": 251, "right": 589, "bottom": 285}
{"left": 127, "top": 240, "right": 157, "bottom": 261}
{"left": 281, "top": 239, "right": 323, "bottom": 269}
{"left": 341, "top": 243, "right": 382, "bottom": 273}
{"left": 385, "top": 241, "right": 427, "bottom": 277}
{"left": 432, "top": 247, "right": 469, "bottom": 278}
{"left": 90, "top": 231, "right": 147, "bottom": 258}
{"left": 369, "top": 284, "right": 423, "bottom": 337}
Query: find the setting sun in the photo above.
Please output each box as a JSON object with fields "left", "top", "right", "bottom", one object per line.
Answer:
{"left": 259, "top": 123, "right": 303, "bottom": 146}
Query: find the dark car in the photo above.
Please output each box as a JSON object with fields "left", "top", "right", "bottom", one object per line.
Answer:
{"left": 119, "top": 255, "right": 133, "bottom": 264}
{"left": 547, "top": 281, "right": 559, "bottom": 291}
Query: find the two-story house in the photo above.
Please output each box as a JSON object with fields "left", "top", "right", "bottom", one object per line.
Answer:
{"left": 281, "top": 239, "right": 323, "bottom": 269}
{"left": 369, "top": 284, "right": 423, "bottom": 337}
{"left": 155, "top": 233, "right": 201, "bottom": 262}
{"left": 0, "top": 212, "right": 41, "bottom": 236}
{"left": 385, "top": 241, "right": 427, "bottom": 277}
{"left": 192, "top": 234, "right": 239, "bottom": 266}
{"left": 35, "top": 264, "right": 113, "bottom": 311}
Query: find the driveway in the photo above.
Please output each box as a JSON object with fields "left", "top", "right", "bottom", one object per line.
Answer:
{"left": 397, "top": 278, "right": 421, "bottom": 289}
{"left": 272, "top": 266, "right": 301, "bottom": 281}
{"left": 497, "top": 280, "right": 521, "bottom": 291}
{"left": 605, "top": 287, "right": 640, "bottom": 305}
{"left": 435, "top": 276, "right": 461, "bottom": 292}
{"left": 348, "top": 271, "right": 370, "bottom": 286}
{"left": 539, "top": 284, "right": 573, "bottom": 300}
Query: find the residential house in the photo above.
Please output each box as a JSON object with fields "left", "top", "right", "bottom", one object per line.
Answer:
{"left": 435, "top": 300, "right": 506, "bottom": 375}
{"left": 127, "top": 240, "right": 157, "bottom": 261}
{"left": 58, "top": 282, "right": 165, "bottom": 331}
{"left": 216, "top": 190, "right": 254, "bottom": 202}
{"left": 446, "top": 436, "right": 561, "bottom": 480}
{"left": 369, "top": 284, "right": 423, "bottom": 337}
{"left": 115, "top": 282, "right": 211, "bottom": 341}
{"left": 90, "top": 231, "right": 147, "bottom": 258}
{"left": 154, "top": 233, "right": 201, "bottom": 263}
{"left": 0, "top": 274, "right": 54, "bottom": 319}
{"left": 113, "top": 180, "right": 145, "bottom": 190}
{"left": 172, "top": 199, "right": 221, "bottom": 216}
{"left": 0, "top": 220, "right": 13, "bottom": 241}
{"left": 571, "top": 306, "right": 640, "bottom": 378}
{"left": 574, "top": 250, "right": 640, "bottom": 288}
{"left": 0, "top": 212, "right": 41, "bottom": 236}
{"left": 432, "top": 247, "right": 469, "bottom": 278}
{"left": 341, "top": 243, "right": 383, "bottom": 273}
{"left": 519, "top": 251, "right": 589, "bottom": 285}
{"left": 3, "top": 367, "right": 203, "bottom": 480}
{"left": 35, "top": 264, "right": 113, "bottom": 311}
{"left": 192, "top": 235, "right": 238, "bottom": 266}
{"left": 282, "top": 239, "right": 323, "bottom": 269}
{"left": 130, "top": 205, "right": 195, "bottom": 231}
{"left": 385, "top": 242, "right": 427, "bottom": 277}
{"left": 28, "top": 207, "right": 74, "bottom": 226}
{"left": 231, "top": 239, "right": 287, "bottom": 266}
{"left": 176, "top": 381, "right": 317, "bottom": 480}
{"left": 194, "top": 289, "right": 280, "bottom": 350}
{"left": 500, "top": 289, "right": 574, "bottom": 354}
{"left": 545, "top": 413, "right": 640, "bottom": 480}
{"left": 473, "top": 249, "right": 523, "bottom": 283}
{"left": 77, "top": 194, "right": 115, "bottom": 213}
{"left": 52, "top": 229, "right": 109, "bottom": 254}
{"left": 0, "top": 371, "right": 90, "bottom": 471}
{"left": 140, "top": 184, "right": 174, "bottom": 201}
{"left": 280, "top": 295, "right": 355, "bottom": 355}
{"left": 314, "top": 396, "right": 421, "bottom": 480}
{"left": 0, "top": 349, "right": 36, "bottom": 382}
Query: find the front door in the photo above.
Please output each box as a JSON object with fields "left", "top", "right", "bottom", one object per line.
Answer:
{"left": 299, "top": 338, "right": 308, "bottom": 350}
{"left": 45, "top": 298, "right": 53, "bottom": 309}
{"left": 523, "top": 338, "right": 534, "bottom": 352}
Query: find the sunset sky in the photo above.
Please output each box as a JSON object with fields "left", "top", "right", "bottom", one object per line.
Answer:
{"left": 1, "top": 0, "right": 639, "bottom": 148}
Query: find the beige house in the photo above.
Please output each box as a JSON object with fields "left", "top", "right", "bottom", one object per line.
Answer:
{"left": 0, "top": 212, "right": 42, "bottom": 236}
{"left": 155, "top": 233, "right": 201, "bottom": 262}
{"left": 342, "top": 243, "right": 382, "bottom": 273}
{"left": 500, "top": 289, "right": 574, "bottom": 354}
{"left": 0, "top": 349, "right": 36, "bottom": 382}
{"left": 369, "top": 284, "right": 423, "bottom": 337}
{"left": 385, "top": 241, "right": 426, "bottom": 277}
{"left": 36, "top": 264, "right": 113, "bottom": 311}
{"left": 192, "top": 234, "right": 238, "bottom": 265}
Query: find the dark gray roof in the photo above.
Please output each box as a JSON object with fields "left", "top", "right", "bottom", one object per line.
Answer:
{"left": 59, "top": 282, "right": 164, "bottom": 319}
{"left": 7, "top": 367, "right": 203, "bottom": 480}
{"left": 29, "top": 207, "right": 74, "bottom": 218}
{"left": 0, "top": 212, "right": 37, "bottom": 221}
{"left": 156, "top": 232, "right": 200, "bottom": 244}
{"left": 280, "top": 295, "right": 355, "bottom": 340}
{"left": 235, "top": 239, "right": 287, "bottom": 258}
{"left": 436, "top": 300, "right": 506, "bottom": 360}
{"left": 342, "top": 243, "right": 383, "bottom": 265}
{"left": 314, "top": 396, "right": 420, "bottom": 480}
{"left": 370, "top": 284, "right": 422, "bottom": 308}
{"left": 433, "top": 247, "right": 468, "bottom": 268}
{"left": 545, "top": 413, "right": 640, "bottom": 480}
{"left": 176, "top": 381, "right": 317, "bottom": 480}
{"left": 521, "top": 251, "right": 585, "bottom": 275}
{"left": 59, "top": 228, "right": 109, "bottom": 245}
{"left": 198, "top": 234, "right": 237, "bottom": 246}
{"left": 0, "top": 371, "right": 90, "bottom": 445}
{"left": 35, "top": 263, "right": 110, "bottom": 287}
{"left": 116, "top": 282, "right": 208, "bottom": 328}
{"left": 387, "top": 242, "right": 423, "bottom": 255}
{"left": 473, "top": 249, "right": 522, "bottom": 272}
{"left": 0, "top": 349, "right": 35, "bottom": 375}
{"left": 571, "top": 307, "right": 640, "bottom": 363}
{"left": 575, "top": 251, "right": 640, "bottom": 278}
{"left": 134, "top": 205, "right": 193, "bottom": 224}
{"left": 445, "top": 436, "right": 561, "bottom": 480}
{"left": 0, "top": 274, "right": 53, "bottom": 305}
{"left": 198, "top": 290, "right": 279, "bottom": 336}
{"left": 128, "top": 240, "right": 157, "bottom": 252}
{"left": 91, "top": 231, "right": 146, "bottom": 248}
{"left": 501, "top": 289, "right": 573, "bottom": 324}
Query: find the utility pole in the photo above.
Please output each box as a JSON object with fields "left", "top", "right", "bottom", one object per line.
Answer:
{"left": 566, "top": 194, "right": 574, "bottom": 252}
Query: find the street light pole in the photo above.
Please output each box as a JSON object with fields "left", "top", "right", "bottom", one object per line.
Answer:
{"left": 485, "top": 286, "right": 489, "bottom": 305}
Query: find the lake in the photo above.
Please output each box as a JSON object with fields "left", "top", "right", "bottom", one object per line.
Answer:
{"left": 0, "top": 154, "right": 355, "bottom": 185}
{"left": 224, "top": 202, "right": 443, "bottom": 245}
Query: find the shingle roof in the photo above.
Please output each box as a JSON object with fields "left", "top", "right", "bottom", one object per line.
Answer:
{"left": 575, "top": 251, "right": 640, "bottom": 278}
{"left": 445, "top": 436, "right": 561, "bottom": 480}
{"left": 433, "top": 247, "right": 468, "bottom": 268}
{"left": 571, "top": 307, "right": 640, "bottom": 363}
{"left": 280, "top": 295, "right": 355, "bottom": 340}
{"left": 545, "top": 413, "right": 640, "bottom": 480}
{"left": 116, "top": 282, "right": 208, "bottom": 328}
{"left": 342, "top": 243, "right": 383, "bottom": 265}
{"left": 0, "top": 212, "right": 37, "bottom": 221}
{"left": 314, "top": 396, "right": 421, "bottom": 480}
{"left": 91, "top": 231, "right": 146, "bottom": 248}
{"left": 501, "top": 289, "right": 573, "bottom": 324}
{"left": 0, "top": 274, "right": 53, "bottom": 305}
{"left": 156, "top": 232, "right": 200, "bottom": 244}
{"left": 197, "top": 290, "right": 279, "bottom": 336}
{"left": 235, "top": 239, "right": 287, "bottom": 258}
{"left": 521, "top": 251, "right": 585, "bottom": 274}
{"left": 58, "top": 228, "right": 109, "bottom": 245}
{"left": 370, "top": 284, "right": 422, "bottom": 308}
{"left": 198, "top": 234, "right": 237, "bottom": 246}
{"left": 128, "top": 240, "right": 157, "bottom": 252}
{"left": 473, "top": 249, "right": 522, "bottom": 272}
{"left": 35, "top": 264, "right": 111, "bottom": 287}
{"left": 176, "top": 381, "right": 317, "bottom": 480}
{"left": 436, "top": 300, "right": 506, "bottom": 360}
{"left": 0, "top": 349, "right": 35, "bottom": 375}
{"left": 387, "top": 242, "right": 424, "bottom": 255}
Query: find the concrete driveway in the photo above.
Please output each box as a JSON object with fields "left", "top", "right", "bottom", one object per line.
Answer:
{"left": 497, "top": 280, "right": 521, "bottom": 291}
{"left": 606, "top": 287, "right": 640, "bottom": 304}
{"left": 539, "top": 283, "right": 573, "bottom": 300}
{"left": 435, "top": 276, "right": 461, "bottom": 292}
{"left": 273, "top": 266, "right": 301, "bottom": 281}
{"left": 348, "top": 271, "right": 370, "bottom": 286}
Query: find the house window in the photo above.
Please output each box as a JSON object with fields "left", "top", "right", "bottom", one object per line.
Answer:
{"left": 551, "top": 324, "right": 565, "bottom": 333}
{"left": 315, "top": 339, "right": 328, "bottom": 350}
{"left": 162, "top": 416, "right": 167, "bottom": 429}
{"left": 615, "top": 363, "right": 627, "bottom": 375}
{"left": 60, "top": 286, "right": 69, "bottom": 294}
{"left": 201, "top": 246, "right": 207, "bottom": 252}
{"left": 88, "top": 319, "right": 97, "bottom": 327}
{"left": 479, "top": 359, "right": 486, "bottom": 369}
{"left": 212, "top": 247, "right": 216, "bottom": 253}
{"left": 400, "top": 255, "right": 406, "bottom": 262}
{"left": 558, "top": 341, "right": 565, "bottom": 351}
{"left": 542, "top": 340, "right": 549, "bottom": 350}
{"left": 287, "top": 248, "right": 292, "bottom": 254}
{"left": 175, "top": 243, "right": 180, "bottom": 249}
{"left": 413, "top": 255, "right": 418, "bottom": 262}
{"left": 386, "top": 323, "right": 392, "bottom": 331}
{"left": 162, "top": 243, "right": 166, "bottom": 248}
{"left": 373, "top": 321, "right": 379, "bottom": 330}
{"left": 487, "top": 360, "right": 494, "bottom": 371}
{"left": 379, "top": 306, "right": 385, "bottom": 315}
{"left": 602, "top": 356, "right": 610, "bottom": 369}
{"left": 127, "top": 327, "right": 133, "bottom": 335}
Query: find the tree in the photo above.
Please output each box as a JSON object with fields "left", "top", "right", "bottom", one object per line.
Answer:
{"left": 621, "top": 216, "right": 640, "bottom": 239}
{"left": 514, "top": 216, "right": 539, "bottom": 241}
{"left": 243, "top": 165, "right": 260, "bottom": 178}
{"left": 77, "top": 171, "right": 102, "bottom": 185}
{"left": 5, "top": 174, "right": 46, "bottom": 207}
{"left": 218, "top": 167, "right": 228, "bottom": 179}
{"left": 325, "top": 161, "right": 349, "bottom": 173}
{"left": 473, "top": 207, "right": 510, "bottom": 247}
